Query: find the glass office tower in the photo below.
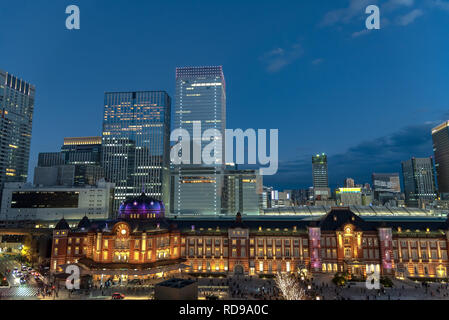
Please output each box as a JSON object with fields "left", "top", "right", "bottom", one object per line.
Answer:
{"left": 312, "top": 154, "right": 328, "bottom": 188}
{"left": 312, "top": 153, "right": 330, "bottom": 201}
{"left": 432, "top": 121, "right": 449, "bottom": 199}
{"left": 171, "top": 66, "right": 226, "bottom": 216}
{"left": 401, "top": 157, "right": 436, "bottom": 208}
{"left": 0, "top": 70, "right": 35, "bottom": 194}
{"left": 102, "top": 91, "right": 171, "bottom": 214}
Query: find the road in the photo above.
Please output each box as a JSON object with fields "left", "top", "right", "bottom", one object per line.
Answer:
{"left": 0, "top": 255, "right": 40, "bottom": 299}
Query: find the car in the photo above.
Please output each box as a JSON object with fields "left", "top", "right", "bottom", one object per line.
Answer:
{"left": 111, "top": 293, "right": 125, "bottom": 300}
{"left": 13, "top": 267, "right": 18, "bottom": 273}
{"left": 27, "top": 267, "right": 32, "bottom": 272}
{"left": 19, "top": 277, "right": 26, "bottom": 285}
{"left": 21, "top": 266, "right": 27, "bottom": 271}
{"left": 16, "top": 271, "right": 23, "bottom": 278}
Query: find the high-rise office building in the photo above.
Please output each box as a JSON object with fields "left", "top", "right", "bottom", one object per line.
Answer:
{"left": 312, "top": 153, "right": 330, "bottom": 200}
{"left": 61, "top": 136, "right": 102, "bottom": 165}
{"left": 221, "top": 169, "right": 262, "bottom": 215}
{"left": 432, "top": 121, "right": 449, "bottom": 198}
{"left": 171, "top": 66, "right": 226, "bottom": 216}
{"left": 36, "top": 136, "right": 104, "bottom": 187}
{"left": 0, "top": 70, "right": 35, "bottom": 199}
{"left": 102, "top": 91, "right": 171, "bottom": 213}
{"left": 401, "top": 157, "right": 436, "bottom": 208}
{"left": 312, "top": 154, "right": 328, "bottom": 188}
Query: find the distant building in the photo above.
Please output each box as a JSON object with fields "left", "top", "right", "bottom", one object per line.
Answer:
{"left": 401, "top": 157, "right": 436, "bottom": 208}
{"left": 432, "top": 121, "right": 449, "bottom": 199}
{"left": 34, "top": 165, "right": 104, "bottom": 187}
{"left": 312, "top": 153, "right": 328, "bottom": 189}
{"left": 335, "top": 188, "right": 362, "bottom": 206}
{"left": 36, "top": 137, "right": 104, "bottom": 187}
{"left": 221, "top": 169, "right": 262, "bottom": 215}
{"left": 344, "top": 178, "right": 355, "bottom": 188}
{"left": 372, "top": 173, "right": 401, "bottom": 206}
{"left": 261, "top": 186, "right": 273, "bottom": 209}
{"left": 61, "top": 136, "right": 102, "bottom": 165}
{"left": 0, "top": 180, "right": 114, "bottom": 224}
{"left": 0, "top": 70, "right": 35, "bottom": 202}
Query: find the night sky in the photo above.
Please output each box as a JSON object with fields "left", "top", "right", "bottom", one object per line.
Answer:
{"left": 1, "top": 0, "right": 448, "bottom": 190}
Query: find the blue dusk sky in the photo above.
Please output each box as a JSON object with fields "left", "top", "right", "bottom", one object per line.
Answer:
{"left": 1, "top": 0, "right": 449, "bottom": 190}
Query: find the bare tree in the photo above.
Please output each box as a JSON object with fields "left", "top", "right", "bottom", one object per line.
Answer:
{"left": 275, "top": 272, "right": 306, "bottom": 300}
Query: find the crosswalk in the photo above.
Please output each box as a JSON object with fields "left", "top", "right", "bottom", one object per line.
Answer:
{"left": 0, "top": 286, "right": 39, "bottom": 298}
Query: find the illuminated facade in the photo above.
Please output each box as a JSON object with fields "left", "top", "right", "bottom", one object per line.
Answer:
{"left": 51, "top": 206, "right": 449, "bottom": 281}
{"left": 432, "top": 121, "right": 449, "bottom": 198}
{"left": 335, "top": 188, "right": 363, "bottom": 206}
{"left": 401, "top": 157, "right": 436, "bottom": 208}
{"left": 102, "top": 91, "right": 171, "bottom": 214}
{"left": 172, "top": 66, "right": 226, "bottom": 216}
{"left": 0, "top": 70, "right": 35, "bottom": 194}
{"left": 36, "top": 136, "right": 104, "bottom": 187}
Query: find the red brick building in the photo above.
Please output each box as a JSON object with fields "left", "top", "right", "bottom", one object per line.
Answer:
{"left": 51, "top": 200, "right": 449, "bottom": 282}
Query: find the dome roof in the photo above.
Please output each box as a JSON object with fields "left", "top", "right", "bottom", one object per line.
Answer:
{"left": 77, "top": 216, "right": 91, "bottom": 230}
{"left": 118, "top": 192, "right": 165, "bottom": 219}
{"left": 120, "top": 193, "right": 164, "bottom": 211}
{"left": 55, "top": 218, "right": 70, "bottom": 230}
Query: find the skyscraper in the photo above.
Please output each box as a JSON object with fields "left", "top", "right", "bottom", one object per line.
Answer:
{"left": 401, "top": 157, "right": 436, "bottom": 208}
{"left": 61, "top": 136, "right": 102, "bottom": 165}
{"left": 171, "top": 66, "right": 226, "bottom": 216}
{"left": 312, "top": 153, "right": 330, "bottom": 201}
{"left": 432, "top": 121, "right": 449, "bottom": 198}
{"left": 36, "top": 136, "right": 104, "bottom": 187}
{"left": 0, "top": 70, "right": 35, "bottom": 197}
{"left": 312, "top": 154, "right": 328, "bottom": 188}
{"left": 102, "top": 91, "right": 171, "bottom": 213}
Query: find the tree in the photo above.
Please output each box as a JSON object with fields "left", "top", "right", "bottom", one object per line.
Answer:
{"left": 275, "top": 273, "right": 306, "bottom": 300}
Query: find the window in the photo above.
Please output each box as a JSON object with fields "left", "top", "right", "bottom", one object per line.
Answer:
{"left": 259, "top": 261, "right": 264, "bottom": 272}
{"left": 344, "top": 248, "right": 351, "bottom": 258}
{"left": 232, "top": 248, "right": 237, "bottom": 257}
{"left": 294, "top": 248, "right": 299, "bottom": 257}
{"left": 422, "top": 250, "right": 427, "bottom": 260}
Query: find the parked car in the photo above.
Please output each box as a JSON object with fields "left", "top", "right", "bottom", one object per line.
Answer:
{"left": 19, "top": 277, "right": 26, "bottom": 285}
{"left": 112, "top": 293, "right": 125, "bottom": 300}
